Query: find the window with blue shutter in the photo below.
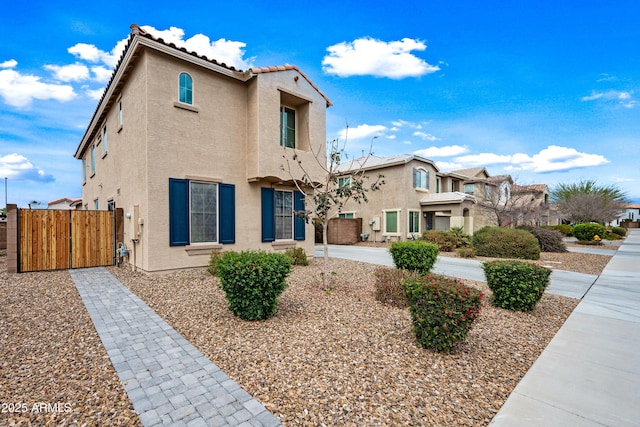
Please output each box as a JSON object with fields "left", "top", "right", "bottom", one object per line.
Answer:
{"left": 169, "top": 178, "right": 189, "bottom": 246}
{"left": 261, "top": 188, "right": 276, "bottom": 242}
{"left": 294, "top": 191, "right": 305, "bottom": 241}
{"left": 219, "top": 183, "right": 235, "bottom": 244}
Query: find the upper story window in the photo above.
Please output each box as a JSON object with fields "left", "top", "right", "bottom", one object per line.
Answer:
{"left": 102, "top": 126, "right": 108, "bottom": 155}
{"left": 413, "top": 168, "right": 429, "bottom": 190}
{"left": 338, "top": 176, "right": 351, "bottom": 189}
{"left": 179, "top": 73, "right": 193, "bottom": 105}
{"left": 484, "top": 184, "right": 493, "bottom": 200}
{"left": 280, "top": 106, "right": 296, "bottom": 148}
{"left": 118, "top": 100, "right": 123, "bottom": 127}
{"left": 436, "top": 178, "right": 441, "bottom": 193}
{"left": 90, "top": 145, "right": 96, "bottom": 175}
{"left": 464, "top": 183, "right": 475, "bottom": 195}
{"left": 82, "top": 157, "right": 87, "bottom": 183}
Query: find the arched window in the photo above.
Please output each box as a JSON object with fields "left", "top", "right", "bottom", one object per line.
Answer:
{"left": 179, "top": 73, "right": 193, "bottom": 104}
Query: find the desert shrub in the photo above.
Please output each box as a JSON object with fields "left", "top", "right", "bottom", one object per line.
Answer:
{"left": 421, "top": 230, "right": 457, "bottom": 251}
{"left": 217, "top": 250, "right": 292, "bottom": 320}
{"left": 611, "top": 226, "right": 627, "bottom": 237}
{"left": 471, "top": 227, "right": 540, "bottom": 260}
{"left": 456, "top": 247, "right": 476, "bottom": 258}
{"left": 207, "top": 250, "right": 224, "bottom": 276}
{"left": 518, "top": 226, "right": 567, "bottom": 253}
{"left": 284, "top": 247, "right": 309, "bottom": 266}
{"left": 404, "top": 274, "right": 484, "bottom": 351}
{"left": 389, "top": 241, "right": 439, "bottom": 275}
{"left": 482, "top": 260, "right": 551, "bottom": 311}
{"left": 374, "top": 267, "right": 414, "bottom": 308}
{"left": 573, "top": 223, "right": 607, "bottom": 242}
{"left": 542, "top": 224, "right": 573, "bottom": 236}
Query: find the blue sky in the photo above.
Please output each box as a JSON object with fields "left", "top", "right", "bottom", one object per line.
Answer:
{"left": 2, "top": 1, "right": 639, "bottom": 208}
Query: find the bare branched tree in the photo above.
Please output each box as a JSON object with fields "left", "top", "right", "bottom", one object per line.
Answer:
{"left": 281, "top": 127, "right": 384, "bottom": 288}
{"left": 551, "top": 179, "right": 628, "bottom": 224}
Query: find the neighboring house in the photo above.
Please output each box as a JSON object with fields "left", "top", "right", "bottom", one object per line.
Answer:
{"left": 74, "top": 24, "right": 331, "bottom": 272}
{"left": 510, "top": 184, "right": 559, "bottom": 226}
{"left": 608, "top": 204, "right": 640, "bottom": 226}
{"left": 336, "top": 154, "right": 476, "bottom": 240}
{"left": 48, "top": 197, "right": 82, "bottom": 210}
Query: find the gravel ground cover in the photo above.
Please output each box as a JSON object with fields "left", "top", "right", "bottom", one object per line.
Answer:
{"left": 1, "top": 245, "right": 611, "bottom": 426}
{"left": 0, "top": 252, "right": 140, "bottom": 426}
{"left": 107, "top": 254, "right": 585, "bottom": 426}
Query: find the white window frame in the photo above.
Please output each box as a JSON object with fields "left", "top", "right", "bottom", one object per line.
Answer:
{"left": 90, "top": 145, "right": 96, "bottom": 176}
{"left": 189, "top": 181, "right": 218, "bottom": 244}
{"left": 275, "top": 189, "right": 294, "bottom": 240}
{"left": 280, "top": 106, "right": 296, "bottom": 149}
{"left": 413, "top": 168, "right": 429, "bottom": 190}
{"left": 408, "top": 210, "right": 421, "bottom": 235}
{"left": 464, "top": 183, "right": 475, "bottom": 195}
{"left": 383, "top": 209, "right": 401, "bottom": 235}
{"left": 338, "top": 176, "right": 351, "bottom": 189}
{"left": 82, "top": 157, "right": 87, "bottom": 183}
{"left": 118, "top": 99, "right": 123, "bottom": 128}
{"left": 338, "top": 212, "right": 355, "bottom": 219}
{"left": 102, "top": 125, "right": 108, "bottom": 155}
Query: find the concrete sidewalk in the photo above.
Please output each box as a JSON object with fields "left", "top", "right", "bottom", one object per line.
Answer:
{"left": 490, "top": 229, "right": 640, "bottom": 426}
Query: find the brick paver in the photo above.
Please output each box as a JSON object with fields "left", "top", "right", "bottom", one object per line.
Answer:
{"left": 70, "top": 267, "right": 282, "bottom": 427}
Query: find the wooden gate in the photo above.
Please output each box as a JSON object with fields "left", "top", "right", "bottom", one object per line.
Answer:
{"left": 18, "top": 209, "right": 115, "bottom": 272}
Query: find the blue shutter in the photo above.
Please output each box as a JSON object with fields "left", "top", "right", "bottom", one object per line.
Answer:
{"left": 169, "top": 178, "right": 189, "bottom": 246}
{"left": 294, "top": 191, "right": 305, "bottom": 241}
{"left": 219, "top": 183, "right": 235, "bottom": 244}
{"left": 261, "top": 188, "right": 275, "bottom": 242}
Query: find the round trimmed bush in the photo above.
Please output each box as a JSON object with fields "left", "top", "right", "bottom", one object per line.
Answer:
{"left": 611, "top": 226, "right": 627, "bottom": 237}
{"left": 471, "top": 227, "right": 540, "bottom": 260}
{"left": 482, "top": 260, "right": 551, "bottom": 311}
{"left": 573, "top": 223, "right": 607, "bottom": 242}
{"left": 217, "top": 250, "right": 292, "bottom": 320}
{"left": 518, "top": 226, "right": 567, "bottom": 253}
{"left": 389, "top": 241, "right": 439, "bottom": 275}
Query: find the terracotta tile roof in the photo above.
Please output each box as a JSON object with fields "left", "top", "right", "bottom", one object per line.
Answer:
{"left": 48, "top": 197, "right": 75, "bottom": 205}
{"left": 512, "top": 183, "right": 549, "bottom": 193}
{"left": 249, "top": 65, "right": 332, "bottom": 107}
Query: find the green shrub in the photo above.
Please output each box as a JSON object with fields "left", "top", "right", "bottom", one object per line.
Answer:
{"left": 573, "top": 223, "right": 607, "bottom": 242}
{"left": 389, "top": 241, "right": 440, "bottom": 275}
{"left": 482, "top": 260, "right": 551, "bottom": 311}
{"left": 611, "top": 226, "right": 627, "bottom": 237}
{"left": 606, "top": 232, "right": 623, "bottom": 240}
{"left": 207, "top": 250, "right": 223, "bottom": 276}
{"left": 471, "top": 227, "right": 540, "bottom": 260}
{"left": 519, "top": 226, "right": 567, "bottom": 253}
{"left": 374, "top": 267, "right": 414, "bottom": 308}
{"left": 284, "top": 247, "right": 309, "bottom": 266}
{"left": 404, "top": 274, "right": 484, "bottom": 351}
{"left": 456, "top": 247, "right": 476, "bottom": 258}
{"left": 421, "top": 228, "right": 469, "bottom": 251}
{"left": 217, "top": 250, "right": 292, "bottom": 320}
{"left": 543, "top": 224, "right": 573, "bottom": 236}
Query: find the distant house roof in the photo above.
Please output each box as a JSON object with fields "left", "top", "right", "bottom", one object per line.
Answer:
{"left": 335, "top": 154, "right": 437, "bottom": 174}
{"left": 625, "top": 204, "right": 640, "bottom": 209}
{"left": 48, "top": 197, "right": 75, "bottom": 205}
{"left": 512, "top": 184, "right": 549, "bottom": 194}
{"left": 451, "top": 167, "right": 489, "bottom": 179}
{"left": 75, "top": 23, "right": 331, "bottom": 159}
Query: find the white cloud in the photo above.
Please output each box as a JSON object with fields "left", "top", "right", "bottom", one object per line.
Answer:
{"left": 596, "top": 73, "right": 617, "bottom": 82}
{"left": 454, "top": 145, "right": 609, "bottom": 173}
{"left": 68, "top": 38, "right": 128, "bottom": 69}
{"left": 44, "top": 63, "right": 90, "bottom": 82}
{"left": 141, "top": 25, "right": 254, "bottom": 70}
{"left": 1, "top": 59, "right": 18, "bottom": 68}
{"left": 582, "top": 89, "right": 636, "bottom": 107}
{"left": 415, "top": 145, "right": 468, "bottom": 158}
{"left": 0, "top": 153, "right": 54, "bottom": 182}
{"left": 434, "top": 161, "right": 463, "bottom": 172}
{"left": 391, "top": 119, "right": 423, "bottom": 129}
{"left": 412, "top": 131, "right": 439, "bottom": 141}
{"left": 0, "top": 67, "right": 76, "bottom": 107}
{"left": 86, "top": 88, "right": 105, "bottom": 100}
{"left": 91, "top": 66, "right": 113, "bottom": 83}
{"left": 339, "top": 124, "right": 387, "bottom": 140}
{"left": 322, "top": 37, "right": 440, "bottom": 79}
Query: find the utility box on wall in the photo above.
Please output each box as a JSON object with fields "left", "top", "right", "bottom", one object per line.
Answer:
{"left": 327, "top": 218, "right": 363, "bottom": 245}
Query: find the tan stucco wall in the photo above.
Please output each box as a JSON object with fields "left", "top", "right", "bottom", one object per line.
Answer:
{"left": 80, "top": 48, "right": 324, "bottom": 272}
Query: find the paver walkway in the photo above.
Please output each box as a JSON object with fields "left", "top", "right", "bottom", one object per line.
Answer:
{"left": 70, "top": 267, "right": 282, "bottom": 427}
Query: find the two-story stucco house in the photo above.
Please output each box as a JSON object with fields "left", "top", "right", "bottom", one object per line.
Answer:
{"left": 74, "top": 24, "right": 331, "bottom": 272}
{"left": 335, "top": 154, "right": 476, "bottom": 240}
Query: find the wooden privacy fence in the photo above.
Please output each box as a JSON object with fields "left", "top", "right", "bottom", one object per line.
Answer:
{"left": 18, "top": 209, "right": 115, "bottom": 272}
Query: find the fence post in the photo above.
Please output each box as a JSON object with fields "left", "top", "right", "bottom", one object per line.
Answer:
{"left": 6, "top": 204, "right": 18, "bottom": 273}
